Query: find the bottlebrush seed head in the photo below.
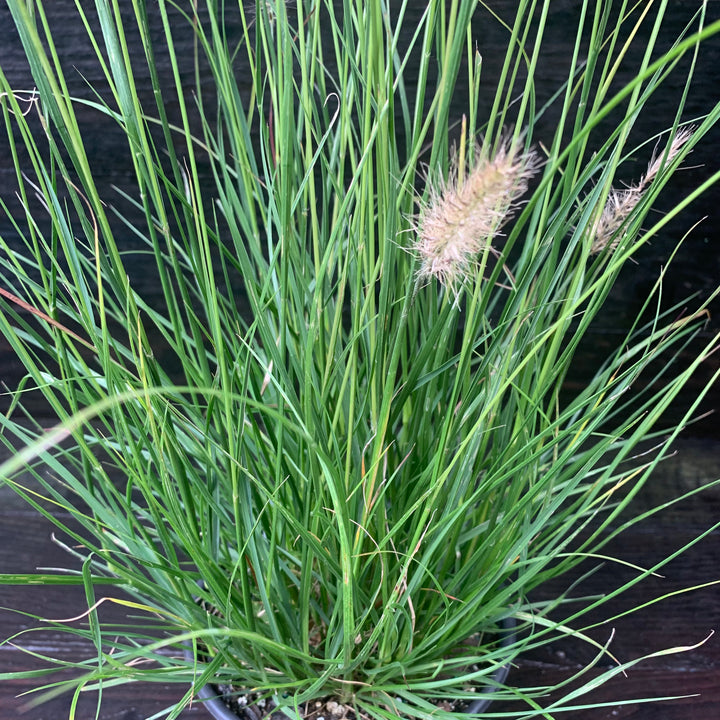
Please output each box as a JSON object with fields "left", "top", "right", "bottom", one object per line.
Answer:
{"left": 414, "top": 135, "right": 538, "bottom": 296}
{"left": 588, "top": 127, "right": 694, "bottom": 255}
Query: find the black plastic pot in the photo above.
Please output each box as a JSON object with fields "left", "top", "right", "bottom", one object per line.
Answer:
{"left": 185, "top": 616, "right": 515, "bottom": 719}
{"left": 191, "top": 674, "right": 239, "bottom": 720}
{"left": 462, "top": 615, "right": 515, "bottom": 715}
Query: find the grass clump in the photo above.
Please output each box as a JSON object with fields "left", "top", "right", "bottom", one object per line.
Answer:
{"left": 0, "top": 1, "right": 719, "bottom": 718}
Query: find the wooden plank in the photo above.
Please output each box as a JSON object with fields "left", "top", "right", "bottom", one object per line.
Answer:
{"left": 491, "top": 667, "right": 720, "bottom": 720}
{"left": 0, "top": 675, "right": 208, "bottom": 720}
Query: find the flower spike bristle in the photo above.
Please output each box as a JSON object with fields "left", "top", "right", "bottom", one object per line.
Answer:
{"left": 589, "top": 127, "right": 695, "bottom": 254}
{"left": 414, "top": 133, "right": 538, "bottom": 298}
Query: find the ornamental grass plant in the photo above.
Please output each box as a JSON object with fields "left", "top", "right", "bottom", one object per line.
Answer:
{"left": 1, "top": 0, "right": 720, "bottom": 718}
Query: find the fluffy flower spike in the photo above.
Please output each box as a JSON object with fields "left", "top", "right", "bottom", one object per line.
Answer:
{"left": 589, "top": 127, "right": 695, "bottom": 254}
{"left": 414, "top": 134, "right": 538, "bottom": 297}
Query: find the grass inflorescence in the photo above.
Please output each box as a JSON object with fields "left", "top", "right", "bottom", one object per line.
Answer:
{"left": 414, "top": 134, "right": 538, "bottom": 296}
